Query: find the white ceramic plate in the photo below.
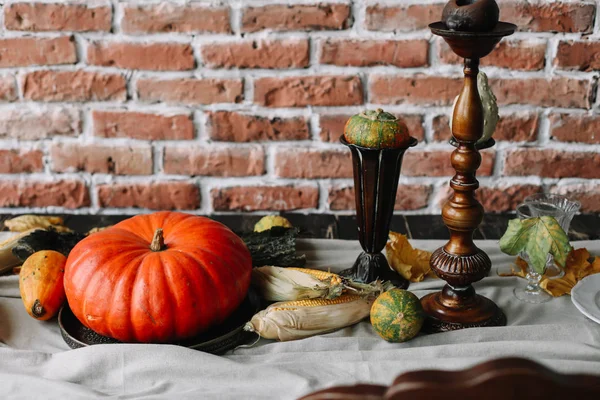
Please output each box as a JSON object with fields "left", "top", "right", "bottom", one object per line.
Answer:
{"left": 571, "top": 274, "right": 600, "bottom": 325}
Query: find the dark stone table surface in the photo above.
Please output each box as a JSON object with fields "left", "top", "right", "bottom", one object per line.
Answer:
{"left": 1, "top": 213, "right": 598, "bottom": 241}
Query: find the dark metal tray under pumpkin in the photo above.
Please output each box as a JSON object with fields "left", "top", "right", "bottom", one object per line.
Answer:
{"left": 58, "top": 289, "right": 261, "bottom": 355}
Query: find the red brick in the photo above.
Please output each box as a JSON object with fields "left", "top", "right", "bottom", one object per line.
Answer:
{"left": 365, "top": 4, "right": 444, "bottom": 32}
{"left": 97, "top": 182, "right": 200, "bottom": 210}
{"left": 50, "top": 143, "right": 152, "bottom": 175}
{"left": 0, "top": 108, "right": 80, "bottom": 139}
{"left": 432, "top": 115, "right": 451, "bottom": 142}
{"left": 370, "top": 75, "right": 462, "bottom": 106}
{"left": 275, "top": 148, "right": 351, "bottom": 179}
{"left": 212, "top": 186, "right": 319, "bottom": 211}
{"left": 500, "top": 1, "right": 595, "bottom": 33}
{"left": 92, "top": 111, "right": 194, "bottom": 140}
{"left": 555, "top": 41, "right": 600, "bottom": 71}
{"left": 0, "top": 149, "right": 44, "bottom": 173}
{"left": 0, "top": 180, "right": 89, "bottom": 208}
{"left": 21, "top": 70, "right": 126, "bottom": 102}
{"left": 549, "top": 114, "right": 600, "bottom": 144}
{"left": 490, "top": 78, "right": 592, "bottom": 109}
{"left": 319, "top": 114, "right": 424, "bottom": 143}
{"left": 437, "top": 39, "right": 546, "bottom": 71}
{"left": 163, "top": 146, "right": 264, "bottom": 177}
{"left": 476, "top": 185, "right": 542, "bottom": 213}
{"left": 551, "top": 184, "right": 600, "bottom": 213}
{"left": 329, "top": 185, "right": 432, "bottom": 211}
{"left": 494, "top": 113, "right": 540, "bottom": 142}
{"left": 254, "top": 76, "right": 363, "bottom": 107}
{"left": 207, "top": 111, "right": 309, "bottom": 142}
{"left": 4, "top": 3, "right": 111, "bottom": 32}
{"left": 433, "top": 113, "right": 539, "bottom": 142}
{"left": 0, "top": 75, "right": 17, "bottom": 101}
{"left": 504, "top": 149, "right": 600, "bottom": 178}
{"left": 242, "top": 4, "right": 350, "bottom": 32}
{"left": 122, "top": 4, "right": 230, "bottom": 34}
{"left": 202, "top": 39, "right": 309, "bottom": 69}
{"left": 137, "top": 78, "right": 243, "bottom": 105}
{"left": 0, "top": 36, "right": 76, "bottom": 67}
{"left": 403, "top": 150, "right": 495, "bottom": 177}
{"left": 319, "top": 115, "right": 351, "bottom": 144}
{"left": 87, "top": 41, "right": 194, "bottom": 71}
{"left": 320, "top": 39, "right": 428, "bottom": 68}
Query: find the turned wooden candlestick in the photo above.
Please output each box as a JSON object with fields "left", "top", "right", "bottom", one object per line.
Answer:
{"left": 420, "top": 21, "right": 516, "bottom": 332}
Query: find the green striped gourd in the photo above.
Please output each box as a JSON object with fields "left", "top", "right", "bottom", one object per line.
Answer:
{"left": 343, "top": 109, "right": 410, "bottom": 149}
{"left": 370, "top": 289, "right": 424, "bottom": 342}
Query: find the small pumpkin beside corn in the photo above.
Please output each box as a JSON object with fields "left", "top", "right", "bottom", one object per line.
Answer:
{"left": 370, "top": 289, "right": 424, "bottom": 343}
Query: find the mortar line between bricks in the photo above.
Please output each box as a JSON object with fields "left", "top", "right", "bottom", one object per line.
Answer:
{"left": 0, "top": 102, "right": 587, "bottom": 114}
{"left": 318, "top": 181, "right": 331, "bottom": 211}
{"left": 229, "top": 0, "right": 242, "bottom": 36}
{"left": 5, "top": 63, "right": 600, "bottom": 79}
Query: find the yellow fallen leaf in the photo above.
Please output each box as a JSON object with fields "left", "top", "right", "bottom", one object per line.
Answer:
{"left": 540, "top": 248, "right": 591, "bottom": 297}
{"left": 498, "top": 256, "right": 528, "bottom": 278}
{"left": 501, "top": 249, "right": 600, "bottom": 297}
{"left": 385, "top": 232, "right": 435, "bottom": 282}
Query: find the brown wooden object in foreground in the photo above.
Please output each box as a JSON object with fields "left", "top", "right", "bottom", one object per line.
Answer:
{"left": 419, "top": 20, "right": 516, "bottom": 332}
{"left": 298, "top": 357, "right": 600, "bottom": 400}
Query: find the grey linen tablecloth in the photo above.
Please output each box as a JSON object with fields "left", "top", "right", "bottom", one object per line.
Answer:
{"left": 1, "top": 238, "right": 600, "bottom": 399}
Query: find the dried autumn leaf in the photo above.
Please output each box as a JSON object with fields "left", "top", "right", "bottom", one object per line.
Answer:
{"left": 540, "top": 249, "right": 591, "bottom": 297}
{"left": 498, "top": 256, "right": 528, "bottom": 278}
{"left": 501, "top": 248, "right": 600, "bottom": 297}
{"left": 386, "top": 232, "right": 435, "bottom": 282}
{"left": 3, "top": 215, "right": 70, "bottom": 233}
{"left": 591, "top": 257, "right": 600, "bottom": 274}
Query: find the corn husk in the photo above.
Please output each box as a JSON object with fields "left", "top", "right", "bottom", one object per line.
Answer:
{"left": 244, "top": 294, "right": 375, "bottom": 341}
{"left": 386, "top": 232, "right": 435, "bottom": 282}
{"left": 252, "top": 266, "right": 345, "bottom": 301}
{"left": 344, "top": 279, "right": 396, "bottom": 295}
{"left": 252, "top": 266, "right": 392, "bottom": 302}
{"left": 3, "top": 215, "right": 70, "bottom": 232}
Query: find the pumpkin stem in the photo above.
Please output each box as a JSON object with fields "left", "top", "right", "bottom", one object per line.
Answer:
{"left": 150, "top": 228, "right": 165, "bottom": 252}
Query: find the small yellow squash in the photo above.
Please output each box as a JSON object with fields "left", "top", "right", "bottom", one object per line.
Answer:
{"left": 19, "top": 250, "right": 67, "bottom": 320}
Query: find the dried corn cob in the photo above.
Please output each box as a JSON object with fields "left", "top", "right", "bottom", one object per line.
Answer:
{"left": 251, "top": 266, "right": 344, "bottom": 301}
{"left": 286, "top": 267, "right": 343, "bottom": 286}
{"left": 244, "top": 294, "right": 375, "bottom": 341}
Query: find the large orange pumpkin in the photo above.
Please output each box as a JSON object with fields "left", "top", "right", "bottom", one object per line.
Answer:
{"left": 64, "top": 211, "right": 252, "bottom": 343}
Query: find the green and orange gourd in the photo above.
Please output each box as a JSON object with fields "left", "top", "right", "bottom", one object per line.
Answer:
{"left": 344, "top": 109, "right": 411, "bottom": 149}
{"left": 370, "top": 289, "right": 424, "bottom": 342}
